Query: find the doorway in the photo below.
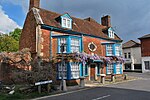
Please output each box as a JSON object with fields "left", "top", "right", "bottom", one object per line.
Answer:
{"left": 90, "top": 64, "right": 96, "bottom": 81}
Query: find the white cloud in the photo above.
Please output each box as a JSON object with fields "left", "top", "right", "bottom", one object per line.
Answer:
{"left": 0, "top": 5, "right": 21, "bottom": 33}
{"left": 0, "top": 0, "right": 29, "bottom": 13}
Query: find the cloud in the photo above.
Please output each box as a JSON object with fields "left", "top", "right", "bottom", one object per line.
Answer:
{"left": 0, "top": 0, "right": 29, "bottom": 13}
{"left": 0, "top": 5, "right": 21, "bottom": 33}
{"left": 40, "top": 0, "right": 150, "bottom": 42}
{"left": 1, "top": 0, "right": 150, "bottom": 42}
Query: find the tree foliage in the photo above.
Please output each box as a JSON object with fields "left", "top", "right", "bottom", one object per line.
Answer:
{"left": 0, "top": 28, "right": 22, "bottom": 52}
{"left": 9, "top": 28, "right": 22, "bottom": 41}
{"left": 0, "top": 34, "right": 19, "bottom": 52}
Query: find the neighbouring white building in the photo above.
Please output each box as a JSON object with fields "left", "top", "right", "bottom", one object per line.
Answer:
{"left": 122, "top": 40, "right": 142, "bottom": 72}
{"left": 139, "top": 34, "right": 150, "bottom": 73}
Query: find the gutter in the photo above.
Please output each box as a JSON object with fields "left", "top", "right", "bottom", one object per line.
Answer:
{"left": 41, "top": 24, "right": 123, "bottom": 43}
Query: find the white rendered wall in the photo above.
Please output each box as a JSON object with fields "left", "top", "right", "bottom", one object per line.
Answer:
{"left": 123, "top": 47, "right": 142, "bottom": 70}
{"left": 131, "top": 47, "right": 141, "bottom": 64}
{"left": 142, "top": 56, "right": 150, "bottom": 73}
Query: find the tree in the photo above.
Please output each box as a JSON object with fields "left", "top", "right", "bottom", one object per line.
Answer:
{"left": 9, "top": 28, "right": 22, "bottom": 41}
{"left": 0, "top": 34, "right": 19, "bottom": 52}
{"left": 0, "top": 28, "right": 22, "bottom": 52}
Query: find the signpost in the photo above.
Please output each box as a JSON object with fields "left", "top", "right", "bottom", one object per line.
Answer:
{"left": 35, "top": 80, "right": 52, "bottom": 86}
{"left": 60, "top": 43, "right": 67, "bottom": 91}
{"left": 35, "top": 80, "right": 52, "bottom": 93}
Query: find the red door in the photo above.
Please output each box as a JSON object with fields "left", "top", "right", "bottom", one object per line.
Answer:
{"left": 90, "top": 65, "right": 95, "bottom": 81}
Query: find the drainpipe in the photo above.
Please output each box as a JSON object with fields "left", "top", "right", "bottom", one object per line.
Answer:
{"left": 49, "top": 28, "right": 53, "bottom": 61}
{"left": 81, "top": 34, "right": 84, "bottom": 52}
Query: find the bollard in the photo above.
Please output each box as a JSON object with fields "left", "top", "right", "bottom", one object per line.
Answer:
{"left": 111, "top": 74, "right": 115, "bottom": 82}
{"left": 100, "top": 74, "right": 106, "bottom": 84}
{"left": 80, "top": 77, "right": 85, "bottom": 87}
{"left": 60, "top": 80, "right": 67, "bottom": 91}
{"left": 124, "top": 74, "right": 128, "bottom": 80}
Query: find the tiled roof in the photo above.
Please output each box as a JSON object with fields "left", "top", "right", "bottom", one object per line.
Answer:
{"left": 122, "top": 40, "right": 140, "bottom": 49}
{"left": 138, "top": 34, "right": 150, "bottom": 39}
{"left": 32, "top": 7, "right": 122, "bottom": 41}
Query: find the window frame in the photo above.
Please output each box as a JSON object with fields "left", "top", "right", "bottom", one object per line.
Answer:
{"left": 108, "top": 28, "right": 115, "bottom": 39}
{"left": 70, "top": 62, "right": 80, "bottom": 79}
{"left": 61, "top": 15, "right": 72, "bottom": 29}
{"left": 115, "top": 45, "right": 120, "bottom": 56}
{"left": 106, "top": 44, "right": 113, "bottom": 56}
{"left": 57, "top": 62, "right": 67, "bottom": 79}
{"left": 57, "top": 36, "right": 82, "bottom": 53}
{"left": 107, "top": 63, "right": 114, "bottom": 74}
{"left": 71, "top": 38, "right": 80, "bottom": 53}
{"left": 116, "top": 63, "right": 121, "bottom": 74}
{"left": 128, "top": 52, "right": 131, "bottom": 59}
{"left": 59, "top": 38, "right": 67, "bottom": 53}
{"left": 124, "top": 53, "right": 127, "bottom": 58}
{"left": 144, "top": 61, "right": 150, "bottom": 70}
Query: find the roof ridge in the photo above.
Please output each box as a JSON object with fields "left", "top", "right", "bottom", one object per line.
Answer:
{"left": 34, "top": 7, "right": 122, "bottom": 41}
{"left": 38, "top": 7, "right": 102, "bottom": 26}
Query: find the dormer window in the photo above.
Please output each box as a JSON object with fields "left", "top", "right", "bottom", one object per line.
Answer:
{"left": 63, "top": 18, "right": 67, "bottom": 27}
{"left": 108, "top": 27, "right": 115, "bottom": 38}
{"left": 61, "top": 13, "right": 72, "bottom": 29}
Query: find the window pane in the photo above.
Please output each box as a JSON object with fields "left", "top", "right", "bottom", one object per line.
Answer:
{"left": 145, "top": 61, "right": 150, "bottom": 70}
{"left": 124, "top": 53, "right": 127, "bottom": 58}
{"left": 128, "top": 53, "right": 131, "bottom": 58}
{"left": 58, "top": 62, "right": 67, "bottom": 79}
{"left": 63, "top": 18, "right": 66, "bottom": 27}
{"left": 67, "top": 19, "right": 70, "bottom": 28}
{"left": 60, "top": 38, "right": 67, "bottom": 53}
{"left": 70, "top": 63, "right": 80, "bottom": 79}
{"left": 107, "top": 45, "right": 113, "bottom": 56}
{"left": 107, "top": 64, "right": 113, "bottom": 74}
{"left": 116, "top": 46, "right": 120, "bottom": 56}
{"left": 71, "top": 38, "right": 80, "bottom": 53}
{"left": 116, "top": 64, "right": 121, "bottom": 74}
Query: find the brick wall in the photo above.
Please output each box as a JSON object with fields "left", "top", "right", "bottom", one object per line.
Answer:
{"left": 19, "top": 11, "right": 37, "bottom": 55}
{"left": 141, "top": 38, "right": 150, "bottom": 57}
{"left": 83, "top": 36, "right": 106, "bottom": 56}
{"left": 41, "top": 29, "right": 50, "bottom": 59}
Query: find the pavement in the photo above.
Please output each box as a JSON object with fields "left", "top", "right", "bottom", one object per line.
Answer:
{"left": 32, "top": 72, "right": 150, "bottom": 100}
{"left": 107, "top": 72, "right": 150, "bottom": 92}
{"left": 85, "top": 74, "right": 139, "bottom": 87}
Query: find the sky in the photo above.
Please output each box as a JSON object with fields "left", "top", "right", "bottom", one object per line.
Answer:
{"left": 0, "top": 0, "right": 150, "bottom": 43}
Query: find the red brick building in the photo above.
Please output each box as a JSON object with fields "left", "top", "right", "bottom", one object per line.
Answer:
{"left": 20, "top": 0, "right": 124, "bottom": 81}
{"left": 139, "top": 34, "right": 150, "bottom": 72}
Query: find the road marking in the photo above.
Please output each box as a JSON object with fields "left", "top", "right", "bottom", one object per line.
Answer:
{"left": 92, "top": 95, "right": 111, "bottom": 100}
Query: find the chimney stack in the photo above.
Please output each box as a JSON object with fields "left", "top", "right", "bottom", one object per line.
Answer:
{"left": 101, "top": 15, "right": 111, "bottom": 27}
{"left": 29, "top": 0, "right": 40, "bottom": 11}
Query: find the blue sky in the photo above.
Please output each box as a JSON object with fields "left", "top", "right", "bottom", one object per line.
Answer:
{"left": 0, "top": 0, "right": 150, "bottom": 43}
{"left": 0, "top": 3, "right": 25, "bottom": 26}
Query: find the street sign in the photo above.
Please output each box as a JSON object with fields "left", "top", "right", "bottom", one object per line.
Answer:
{"left": 35, "top": 80, "right": 52, "bottom": 86}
